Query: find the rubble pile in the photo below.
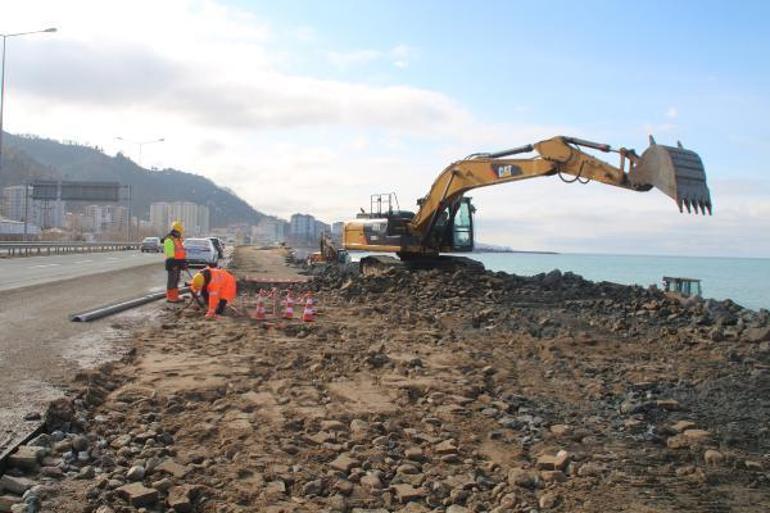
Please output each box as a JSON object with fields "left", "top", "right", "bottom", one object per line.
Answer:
{"left": 1, "top": 265, "right": 768, "bottom": 512}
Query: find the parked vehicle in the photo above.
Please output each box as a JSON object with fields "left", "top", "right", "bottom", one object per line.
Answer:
{"left": 140, "top": 237, "right": 162, "bottom": 253}
{"left": 183, "top": 238, "right": 219, "bottom": 267}
{"left": 208, "top": 237, "right": 225, "bottom": 259}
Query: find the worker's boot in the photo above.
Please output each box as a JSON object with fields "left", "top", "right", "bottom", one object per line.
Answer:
{"left": 166, "top": 288, "right": 181, "bottom": 303}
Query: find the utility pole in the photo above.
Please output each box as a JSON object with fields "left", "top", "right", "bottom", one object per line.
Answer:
{"left": 115, "top": 137, "right": 165, "bottom": 167}
{"left": 0, "top": 28, "right": 57, "bottom": 172}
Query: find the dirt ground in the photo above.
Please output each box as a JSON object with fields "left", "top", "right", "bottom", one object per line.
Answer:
{"left": 0, "top": 263, "right": 166, "bottom": 461}
{"left": 2, "top": 247, "right": 769, "bottom": 513}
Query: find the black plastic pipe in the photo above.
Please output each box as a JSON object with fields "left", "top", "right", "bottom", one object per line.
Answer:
{"left": 70, "top": 287, "right": 191, "bottom": 322}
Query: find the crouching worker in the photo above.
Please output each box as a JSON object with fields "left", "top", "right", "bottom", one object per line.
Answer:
{"left": 163, "top": 221, "right": 186, "bottom": 303}
{"left": 190, "top": 265, "right": 237, "bottom": 319}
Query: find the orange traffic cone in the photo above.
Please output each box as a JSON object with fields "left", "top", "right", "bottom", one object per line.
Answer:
{"left": 254, "top": 290, "right": 267, "bottom": 320}
{"left": 282, "top": 291, "right": 295, "bottom": 320}
{"left": 302, "top": 293, "right": 315, "bottom": 322}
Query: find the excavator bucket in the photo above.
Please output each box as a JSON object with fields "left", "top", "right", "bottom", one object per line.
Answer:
{"left": 630, "top": 139, "right": 712, "bottom": 214}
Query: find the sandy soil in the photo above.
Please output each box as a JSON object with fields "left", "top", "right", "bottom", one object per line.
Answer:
{"left": 2, "top": 248, "right": 769, "bottom": 513}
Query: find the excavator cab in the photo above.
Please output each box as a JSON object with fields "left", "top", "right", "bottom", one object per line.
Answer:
{"left": 433, "top": 197, "right": 475, "bottom": 252}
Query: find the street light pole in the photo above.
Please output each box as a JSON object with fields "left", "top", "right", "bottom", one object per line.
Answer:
{"left": 0, "top": 28, "right": 57, "bottom": 172}
{"left": 115, "top": 136, "right": 165, "bottom": 167}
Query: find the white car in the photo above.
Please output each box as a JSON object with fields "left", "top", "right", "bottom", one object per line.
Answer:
{"left": 183, "top": 238, "right": 219, "bottom": 267}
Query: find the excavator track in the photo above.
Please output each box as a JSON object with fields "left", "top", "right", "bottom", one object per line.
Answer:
{"left": 360, "top": 254, "right": 484, "bottom": 276}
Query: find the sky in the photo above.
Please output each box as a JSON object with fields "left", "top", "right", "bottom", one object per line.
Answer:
{"left": 1, "top": 0, "right": 769, "bottom": 256}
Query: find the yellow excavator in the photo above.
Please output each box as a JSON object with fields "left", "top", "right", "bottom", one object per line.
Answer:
{"left": 343, "top": 135, "right": 711, "bottom": 270}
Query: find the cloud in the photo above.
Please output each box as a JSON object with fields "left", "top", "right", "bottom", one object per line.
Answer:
{"left": 326, "top": 44, "right": 414, "bottom": 70}
{"left": 665, "top": 106, "right": 679, "bottom": 119}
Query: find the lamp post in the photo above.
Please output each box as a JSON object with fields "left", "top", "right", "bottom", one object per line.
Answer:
{"left": 0, "top": 27, "right": 57, "bottom": 172}
{"left": 115, "top": 136, "right": 165, "bottom": 167}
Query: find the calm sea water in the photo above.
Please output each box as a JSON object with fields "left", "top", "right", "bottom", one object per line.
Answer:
{"left": 473, "top": 253, "right": 770, "bottom": 311}
{"left": 348, "top": 251, "right": 770, "bottom": 311}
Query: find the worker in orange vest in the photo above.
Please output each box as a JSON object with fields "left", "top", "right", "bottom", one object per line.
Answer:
{"left": 162, "top": 220, "right": 187, "bottom": 303}
{"left": 190, "top": 264, "right": 237, "bottom": 319}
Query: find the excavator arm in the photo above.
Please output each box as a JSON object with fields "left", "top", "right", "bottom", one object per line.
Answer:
{"left": 410, "top": 135, "right": 711, "bottom": 236}
{"left": 343, "top": 135, "right": 711, "bottom": 264}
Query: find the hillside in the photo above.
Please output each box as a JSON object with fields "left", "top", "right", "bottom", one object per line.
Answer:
{"left": 1, "top": 132, "right": 266, "bottom": 227}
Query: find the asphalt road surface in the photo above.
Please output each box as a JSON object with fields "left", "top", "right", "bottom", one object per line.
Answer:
{"left": 0, "top": 250, "right": 163, "bottom": 292}
{"left": 0, "top": 250, "right": 171, "bottom": 457}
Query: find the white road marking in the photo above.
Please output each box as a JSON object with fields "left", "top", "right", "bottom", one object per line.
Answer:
{"left": 29, "top": 263, "right": 61, "bottom": 269}
{"left": 74, "top": 259, "right": 94, "bottom": 264}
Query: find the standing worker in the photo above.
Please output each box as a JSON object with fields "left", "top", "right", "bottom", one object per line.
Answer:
{"left": 162, "top": 221, "right": 187, "bottom": 303}
{"left": 190, "top": 264, "right": 237, "bottom": 318}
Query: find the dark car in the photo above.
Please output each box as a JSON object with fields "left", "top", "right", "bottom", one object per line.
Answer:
{"left": 208, "top": 237, "right": 225, "bottom": 259}
{"left": 140, "top": 237, "right": 162, "bottom": 252}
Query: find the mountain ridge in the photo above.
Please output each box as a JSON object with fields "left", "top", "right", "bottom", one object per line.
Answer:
{"left": 1, "top": 132, "right": 266, "bottom": 227}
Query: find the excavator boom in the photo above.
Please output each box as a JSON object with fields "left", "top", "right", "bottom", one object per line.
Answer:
{"left": 343, "top": 135, "right": 711, "bottom": 264}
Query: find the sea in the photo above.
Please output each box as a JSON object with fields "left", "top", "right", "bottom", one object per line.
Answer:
{"left": 349, "top": 252, "right": 770, "bottom": 311}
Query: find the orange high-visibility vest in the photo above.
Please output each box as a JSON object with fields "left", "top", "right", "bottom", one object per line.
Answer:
{"left": 206, "top": 268, "right": 237, "bottom": 314}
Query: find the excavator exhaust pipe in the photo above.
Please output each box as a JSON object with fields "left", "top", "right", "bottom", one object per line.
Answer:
{"left": 630, "top": 136, "right": 712, "bottom": 215}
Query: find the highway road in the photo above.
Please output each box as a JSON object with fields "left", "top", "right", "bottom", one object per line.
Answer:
{"left": 0, "top": 250, "right": 172, "bottom": 459}
{"left": 0, "top": 250, "right": 163, "bottom": 292}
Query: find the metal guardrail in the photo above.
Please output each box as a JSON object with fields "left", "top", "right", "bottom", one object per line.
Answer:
{"left": 0, "top": 241, "right": 141, "bottom": 257}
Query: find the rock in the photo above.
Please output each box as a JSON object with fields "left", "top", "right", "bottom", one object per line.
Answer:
{"left": 536, "top": 450, "right": 569, "bottom": 471}
{"left": 95, "top": 506, "right": 115, "bottom": 513}
{"left": 396, "top": 463, "right": 420, "bottom": 475}
{"left": 333, "top": 479, "right": 354, "bottom": 495}
{"left": 302, "top": 480, "right": 324, "bottom": 496}
{"left": 152, "top": 477, "right": 173, "bottom": 492}
{"left": 330, "top": 454, "right": 359, "bottom": 473}
{"left": 744, "top": 460, "right": 763, "bottom": 471}
{"left": 360, "top": 472, "right": 383, "bottom": 490}
{"left": 126, "top": 465, "right": 146, "bottom": 481}
{"left": 539, "top": 470, "right": 567, "bottom": 483}
{"left": 116, "top": 483, "right": 159, "bottom": 507}
{"left": 265, "top": 480, "right": 286, "bottom": 498}
{"left": 404, "top": 447, "right": 425, "bottom": 461}
{"left": 539, "top": 491, "right": 560, "bottom": 509}
{"left": 27, "top": 434, "right": 51, "bottom": 448}
{"left": 744, "top": 326, "right": 770, "bottom": 342}
{"left": 110, "top": 434, "right": 132, "bottom": 449}
{"left": 72, "top": 435, "right": 89, "bottom": 452}
{"left": 655, "top": 399, "right": 682, "bottom": 411}
{"left": 0, "top": 475, "right": 36, "bottom": 495}
{"left": 350, "top": 420, "right": 369, "bottom": 436}
{"left": 321, "top": 420, "right": 346, "bottom": 432}
{"left": 40, "top": 466, "right": 64, "bottom": 479}
{"left": 8, "top": 446, "right": 43, "bottom": 470}
{"left": 549, "top": 424, "right": 572, "bottom": 437}
{"left": 577, "top": 462, "right": 605, "bottom": 477}
{"left": 507, "top": 468, "right": 538, "bottom": 489}
{"left": 167, "top": 485, "right": 194, "bottom": 513}
{"left": 0, "top": 495, "right": 23, "bottom": 512}
{"left": 434, "top": 439, "right": 458, "bottom": 455}
{"left": 671, "top": 420, "right": 697, "bottom": 433}
{"left": 447, "top": 506, "right": 469, "bottom": 513}
{"left": 683, "top": 429, "right": 712, "bottom": 442}
{"left": 704, "top": 449, "right": 724, "bottom": 466}
{"left": 155, "top": 459, "right": 189, "bottom": 478}
{"left": 76, "top": 466, "right": 95, "bottom": 480}
{"left": 390, "top": 483, "right": 425, "bottom": 503}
